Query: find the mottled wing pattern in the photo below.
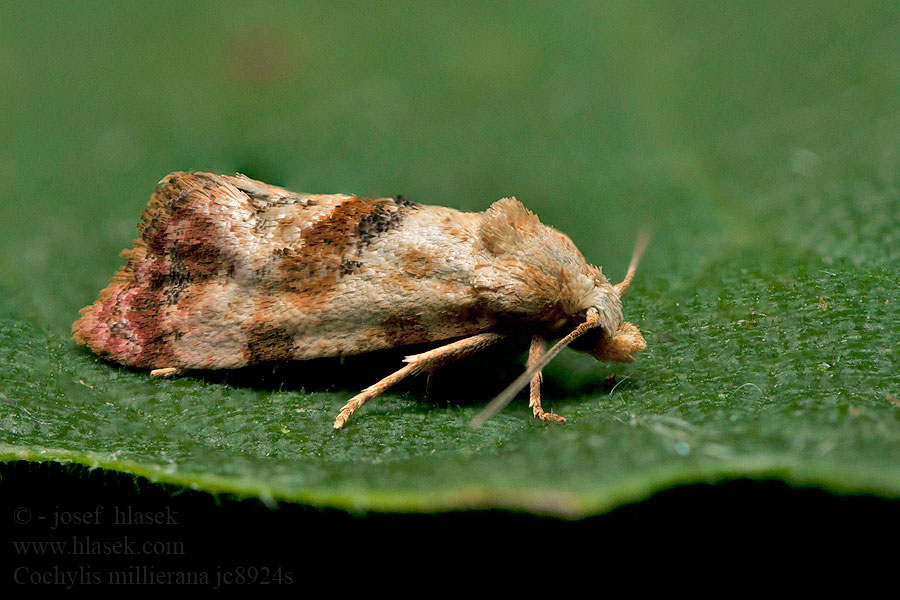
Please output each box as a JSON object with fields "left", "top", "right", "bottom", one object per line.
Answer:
{"left": 73, "top": 172, "right": 496, "bottom": 369}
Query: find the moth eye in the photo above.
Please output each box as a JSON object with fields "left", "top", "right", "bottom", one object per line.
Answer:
{"left": 577, "top": 307, "right": 598, "bottom": 322}
{"left": 568, "top": 326, "right": 605, "bottom": 354}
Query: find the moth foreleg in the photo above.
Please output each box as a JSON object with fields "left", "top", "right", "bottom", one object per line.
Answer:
{"left": 528, "top": 335, "right": 566, "bottom": 424}
{"left": 332, "top": 332, "right": 506, "bottom": 430}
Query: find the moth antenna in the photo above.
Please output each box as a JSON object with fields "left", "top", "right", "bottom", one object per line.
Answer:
{"left": 614, "top": 232, "right": 650, "bottom": 298}
{"left": 470, "top": 309, "right": 602, "bottom": 429}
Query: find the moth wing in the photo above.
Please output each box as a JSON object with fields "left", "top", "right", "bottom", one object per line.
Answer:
{"left": 73, "top": 172, "right": 496, "bottom": 369}
{"left": 74, "top": 172, "right": 316, "bottom": 368}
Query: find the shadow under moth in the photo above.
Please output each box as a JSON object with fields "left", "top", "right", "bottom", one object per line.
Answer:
{"left": 73, "top": 172, "right": 647, "bottom": 429}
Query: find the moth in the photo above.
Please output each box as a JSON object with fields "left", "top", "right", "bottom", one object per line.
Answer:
{"left": 73, "top": 172, "right": 647, "bottom": 430}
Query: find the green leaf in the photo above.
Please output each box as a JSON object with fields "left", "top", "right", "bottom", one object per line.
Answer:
{"left": 1, "top": 0, "right": 898, "bottom": 517}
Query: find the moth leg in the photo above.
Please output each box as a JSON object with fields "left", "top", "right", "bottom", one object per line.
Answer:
{"left": 150, "top": 367, "right": 181, "bottom": 378}
{"left": 333, "top": 332, "right": 506, "bottom": 430}
{"left": 425, "top": 371, "right": 435, "bottom": 397}
{"left": 528, "top": 335, "right": 566, "bottom": 424}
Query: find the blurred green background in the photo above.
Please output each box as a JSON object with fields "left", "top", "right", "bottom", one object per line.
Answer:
{"left": 0, "top": 1, "right": 898, "bottom": 516}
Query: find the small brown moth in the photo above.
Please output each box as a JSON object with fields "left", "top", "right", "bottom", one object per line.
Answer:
{"left": 73, "top": 172, "right": 647, "bottom": 430}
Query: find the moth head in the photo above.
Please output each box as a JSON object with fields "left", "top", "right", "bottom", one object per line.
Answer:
{"left": 570, "top": 232, "right": 649, "bottom": 362}
{"left": 571, "top": 321, "right": 646, "bottom": 363}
